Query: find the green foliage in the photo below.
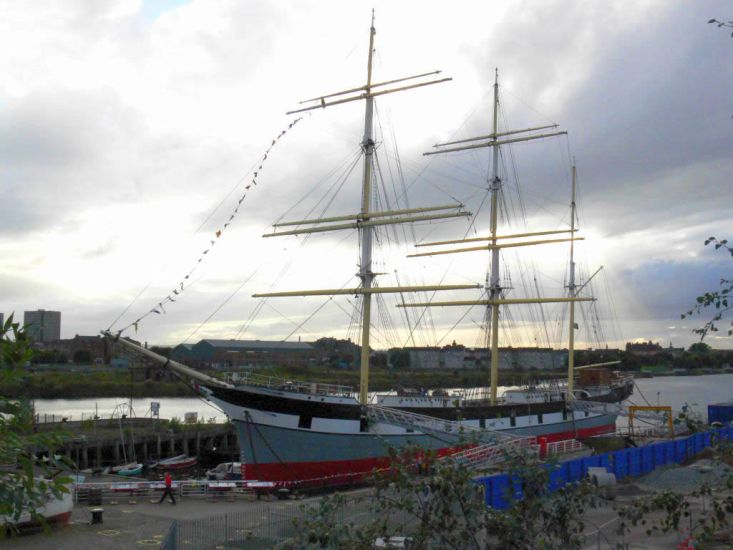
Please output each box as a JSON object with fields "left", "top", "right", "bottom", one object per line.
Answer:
{"left": 72, "top": 349, "right": 93, "bottom": 364}
{"left": 681, "top": 237, "right": 733, "bottom": 340}
{"left": 288, "top": 448, "right": 599, "bottom": 549}
{"left": 614, "top": 484, "right": 733, "bottom": 549}
{"left": 688, "top": 342, "right": 712, "bottom": 354}
{"left": 167, "top": 416, "right": 182, "bottom": 432}
{"left": 0, "top": 314, "right": 72, "bottom": 535}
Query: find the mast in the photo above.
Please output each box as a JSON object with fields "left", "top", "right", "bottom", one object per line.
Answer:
{"left": 567, "top": 164, "right": 578, "bottom": 397}
{"left": 358, "top": 15, "right": 376, "bottom": 405}
{"left": 257, "top": 13, "right": 477, "bottom": 407}
{"left": 403, "top": 69, "right": 590, "bottom": 406}
{"left": 488, "top": 69, "right": 501, "bottom": 405}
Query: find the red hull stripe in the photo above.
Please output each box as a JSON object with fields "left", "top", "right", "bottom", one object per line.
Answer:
{"left": 244, "top": 423, "right": 615, "bottom": 484}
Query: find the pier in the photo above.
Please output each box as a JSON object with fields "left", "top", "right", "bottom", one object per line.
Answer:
{"left": 32, "top": 417, "right": 239, "bottom": 468}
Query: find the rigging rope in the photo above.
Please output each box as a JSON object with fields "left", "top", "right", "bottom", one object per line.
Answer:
{"left": 111, "top": 116, "right": 305, "bottom": 337}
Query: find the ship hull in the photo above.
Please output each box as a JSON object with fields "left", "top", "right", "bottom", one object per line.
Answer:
{"left": 203, "top": 382, "right": 629, "bottom": 484}
{"left": 232, "top": 413, "right": 616, "bottom": 483}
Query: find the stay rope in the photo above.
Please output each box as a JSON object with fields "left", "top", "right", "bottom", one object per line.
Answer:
{"left": 109, "top": 116, "right": 304, "bottom": 337}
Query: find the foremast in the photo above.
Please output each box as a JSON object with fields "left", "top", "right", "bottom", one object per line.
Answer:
{"left": 254, "top": 13, "right": 478, "bottom": 405}
{"left": 403, "top": 70, "right": 591, "bottom": 405}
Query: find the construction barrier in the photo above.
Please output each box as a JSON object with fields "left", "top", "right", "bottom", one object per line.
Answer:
{"left": 73, "top": 480, "right": 279, "bottom": 504}
{"left": 477, "top": 425, "right": 733, "bottom": 509}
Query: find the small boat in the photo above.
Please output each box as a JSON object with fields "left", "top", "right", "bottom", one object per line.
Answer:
{"left": 155, "top": 454, "right": 197, "bottom": 470}
{"left": 110, "top": 461, "right": 139, "bottom": 473}
{"left": 1, "top": 482, "right": 73, "bottom": 529}
{"left": 116, "top": 463, "right": 143, "bottom": 476}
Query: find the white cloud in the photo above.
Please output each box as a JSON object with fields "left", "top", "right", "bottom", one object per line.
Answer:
{"left": 0, "top": 0, "right": 731, "bottom": 350}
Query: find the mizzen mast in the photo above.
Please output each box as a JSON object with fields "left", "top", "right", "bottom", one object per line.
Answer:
{"left": 255, "top": 13, "right": 477, "bottom": 406}
{"left": 401, "top": 70, "right": 590, "bottom": 405}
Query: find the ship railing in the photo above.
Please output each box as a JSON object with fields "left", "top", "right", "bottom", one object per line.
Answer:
{"left": 545, "top": 438, "right": 586, "bottom": 456}
{"left": 366, "top": 404, "right": 524, "bottom": 443}
{"left": 570, "top": 400, "right": 673, "bottom": 423}
{"left": 226, "top": 371, "right": 354, "bottom": 396}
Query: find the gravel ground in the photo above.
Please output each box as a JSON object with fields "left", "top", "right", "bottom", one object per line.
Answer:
{"left": 639, "top": 459, "right": 733, "bottom": 493}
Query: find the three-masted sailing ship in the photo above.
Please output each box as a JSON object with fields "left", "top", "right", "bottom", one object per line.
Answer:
{"left": 108, "top": 16, "right": 632, "bottom": 484}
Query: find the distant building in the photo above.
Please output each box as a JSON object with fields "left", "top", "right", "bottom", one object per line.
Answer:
{"left": 625, "top": 340, "right": 664, "bottom": 357}
{"left": 666, "top": 342, "right": 685, "bottom": 358}
{"left": 172, "top": 339, "right": 322, "bottom": 369}
{"left": 23, "top": 310, "right": 61, "bottom": 342}
{"left": 0, "top": 312, "right": 4, "bottom": 328}
{"left": 498, "top": 347, "right": 567, "bottom": 371}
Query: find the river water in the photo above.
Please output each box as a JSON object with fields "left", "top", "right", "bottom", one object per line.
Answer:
{"left": 30, "top": 373, "right": 733, "bottom": 425}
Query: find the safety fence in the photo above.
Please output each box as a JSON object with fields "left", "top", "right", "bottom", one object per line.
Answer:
{"left": 476, "top": 427, "right": 731, "bottom": 509}
{"left": 73, "top": 479, "right": 281, "bottom": 504}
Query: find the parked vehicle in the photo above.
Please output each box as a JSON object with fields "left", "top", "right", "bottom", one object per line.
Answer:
{"left": 206, "top": 462, "right": 243, "bottom": 480}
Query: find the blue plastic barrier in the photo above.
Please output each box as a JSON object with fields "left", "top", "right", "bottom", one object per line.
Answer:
{"left": 611, "top": 450, "right": 629, "bottom": 479}
{"left": 581, "top": 455, "right": 601, "bottom": 476}
{"left": 640, "top": 446, "right": 654, "bottom": 474}
{"left": 545, "top": 464, "right": 566, "bottom": 492}
{"left": 598, "top": 453, "right": 610, "bottom": 470}
{"left": 566, "top": 459, "right": 583, "bottom": 483}
{"left": 490, "top": 474, "right": 510, "bottom": 510}
{"left": 476, "top": 427, "right": 724, "bottom": 509}
{"left": 627, "top": 447, "right": 642, "bottom": 477}
{"left": 652, "top": 442, "right": 667, "bottom": 467}
{"left": 510, "top": 475, "right": 524, "bottom": 501}
{"left": 674, "top": 439, "right": 687, "bottom": 462}
{"left": 695, "top": 433, "right": 705, "bottom": 454}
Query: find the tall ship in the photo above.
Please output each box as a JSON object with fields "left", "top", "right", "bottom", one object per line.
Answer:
{"left": 109, "top": 15, "right": 632, "bottom": 484}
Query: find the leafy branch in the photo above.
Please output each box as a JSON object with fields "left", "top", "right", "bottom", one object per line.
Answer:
{"left": 708, "top": 18, "right": 733, "bottom": 37}
{"left": 1, "top": 314, "right": 73, "bottom": 536}
{"left": 681, "top": 237, "right": 733, "bottom": 340}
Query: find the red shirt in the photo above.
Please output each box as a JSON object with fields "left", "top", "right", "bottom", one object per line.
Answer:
{"left": 165, "top": 473, "right": 172, "bottom": 488}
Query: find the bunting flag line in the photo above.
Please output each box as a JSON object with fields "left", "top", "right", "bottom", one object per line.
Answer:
{"left": 115, "top": 115, "right": 304, "bottom": 337}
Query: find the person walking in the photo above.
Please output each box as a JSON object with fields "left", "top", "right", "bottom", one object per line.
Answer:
{"left": 158, "top": 471, "right": 176, "bottom": 505}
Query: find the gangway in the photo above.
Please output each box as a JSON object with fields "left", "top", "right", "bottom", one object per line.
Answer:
{"left": 366, "top": 404, "right": 538, "bottom": 471}
{"left": 366, "top": 404, "right": 515, "bottom": 442}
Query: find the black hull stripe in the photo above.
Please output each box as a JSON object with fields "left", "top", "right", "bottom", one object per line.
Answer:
{"left": 209, "top": 383, "right": 633, "bottom": 421}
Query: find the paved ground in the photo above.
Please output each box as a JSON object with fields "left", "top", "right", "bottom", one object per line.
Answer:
{"left": 3, "top": 494, "right": 315, "bottom": 549}
{"left": 5, "top": 469, "right": 733, "bottom": 549}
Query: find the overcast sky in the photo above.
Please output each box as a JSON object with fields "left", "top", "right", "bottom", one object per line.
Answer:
{"left": 1, "top": 0, "right": 731, "bottom": 351}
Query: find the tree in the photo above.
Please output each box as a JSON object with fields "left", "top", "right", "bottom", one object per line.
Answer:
{"left": 1, "top": 314, "right": 72, "bottom": 535}
{"left": 288, "top": 443, "right": 733, "bottom": 549}
{"left": 688, "top": 342, "right": 712, "bottom": 354}
{"left": 681, "top": 237, "right": 733, "bottom": 340}
{"left": 72, "top": 349, "right": 92, "bottom": 364}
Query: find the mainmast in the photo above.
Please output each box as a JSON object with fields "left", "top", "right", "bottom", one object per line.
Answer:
{"left": 402, "top": 69, "right": 591, "bottom": 405}
{"left": 487, "top": 70, "right": 501, "bottom": 406}
{"left": 567, "top": 164, "right": 578, "bottom": 397}
{"left": 255, "top": 13, "right": 478, "bottom": 406}
{"left": 358, "top": 16, "right": 377, "bottom": 405}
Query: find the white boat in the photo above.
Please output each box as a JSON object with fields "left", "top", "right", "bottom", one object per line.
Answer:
{"left": 1, "top": 484, "right": 73, "bottom": 529}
